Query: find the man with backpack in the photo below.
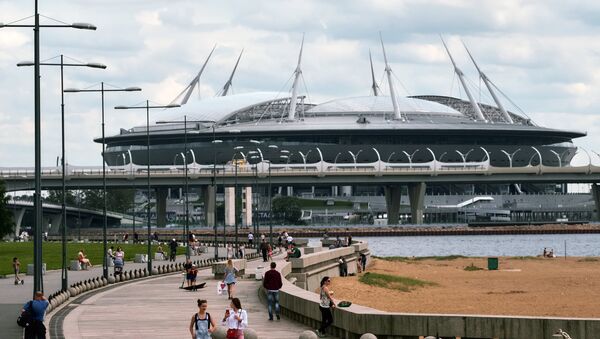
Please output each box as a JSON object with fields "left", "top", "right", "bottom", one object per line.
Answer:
{"left": 20, "top": 291, "right": 49, "bottom": 339}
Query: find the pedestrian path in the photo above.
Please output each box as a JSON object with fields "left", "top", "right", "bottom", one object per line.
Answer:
{"left": 0, "top": 247, "right": 228, "bottom": 338}
{"left": 52, "top": 252, "right": 313, "bottom": 338}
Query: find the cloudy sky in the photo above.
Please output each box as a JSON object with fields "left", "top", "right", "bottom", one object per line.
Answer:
{"left": 1, "top": 0, "right": 600, "bottom": 167}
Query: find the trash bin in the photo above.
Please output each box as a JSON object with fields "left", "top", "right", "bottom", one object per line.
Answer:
{"left": 487, "top": 257, "right": 498, "bottom": 270}
{"left": 255, "top": 266, "right": 264, "bottom": 280}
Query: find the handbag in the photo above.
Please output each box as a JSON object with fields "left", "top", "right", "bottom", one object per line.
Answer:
{"left": 17, "top": 301, "right": 33, "bottom": 328}
{"left": 226, "top": 329, "right": 239, "bottom": 339}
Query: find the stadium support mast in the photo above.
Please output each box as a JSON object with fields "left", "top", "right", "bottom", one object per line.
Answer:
{"left": 440, "top": 37, "right": 486, "bottom": 122}
{"left": 369, "top": 49, "right": 381, "bottom": 96}
{"left": 380, "top": 33, "right": 404, "bottom": 121}
{"left": 287, "top": 35, "right": 304, "bottom": 121}
{"left": 462, "top": 42, "right": 513, "bottom": 124}
{"left": 222, "top": 49, "right": 243, "bottom": 96}
{"left": 171, "top": 45, "right": 216, "bottom": 105}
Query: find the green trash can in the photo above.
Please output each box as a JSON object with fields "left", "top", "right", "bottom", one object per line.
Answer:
{"left": 487, "top": 257, "right": 499, "bottom": 270}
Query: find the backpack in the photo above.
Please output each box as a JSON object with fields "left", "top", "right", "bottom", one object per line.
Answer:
{"left": 194, "top": 312, "right": 211, "bottom": 330}
{"left": 17, "top": 301, "right": 33, "bottom": 328}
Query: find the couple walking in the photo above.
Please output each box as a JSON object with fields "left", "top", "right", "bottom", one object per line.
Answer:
{"left": 189, "top": 298, "right": 248, "bottom": 339}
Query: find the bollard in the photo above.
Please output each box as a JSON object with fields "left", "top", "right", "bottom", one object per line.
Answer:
{"left": 299, "top": 330, "right": 318, "bottom": 339}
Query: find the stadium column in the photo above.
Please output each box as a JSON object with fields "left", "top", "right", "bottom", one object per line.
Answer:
{"left": 341, "top": 186, "right": 352, "bottom": 197}
{"left": 592, "top": 183, "right": 600, "bottom": 221}
{"left": 203, "top": 185, "right": 216, "bottom": 227}
{"left": 408, "top": 182, "right": 426, "bottom": 224}
{"left": 224, "top": 186, "right": 235, "bottom": 227}
{"left": 156, "top": 188, "right": 168, "bottom": 228}
{"left": 244, "top": 186, "right": 252, "bottom": 228}
{"left": 384, "top": 185, "right": 401, "bottom": 225}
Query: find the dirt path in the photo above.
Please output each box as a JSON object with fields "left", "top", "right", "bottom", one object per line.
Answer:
{"left": 330, "top": 257, "right": 600, "bottom": 318}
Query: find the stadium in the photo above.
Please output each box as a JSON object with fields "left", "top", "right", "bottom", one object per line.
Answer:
{"left": 97, "top": 40, "right": 590, "bottom": 225}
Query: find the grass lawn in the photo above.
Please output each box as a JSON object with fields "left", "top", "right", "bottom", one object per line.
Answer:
{"left": 359, "top": 272, "right": 437, "bottom": 292}
{"left": 0, "top": 242, "right": 185, "bottom": 276}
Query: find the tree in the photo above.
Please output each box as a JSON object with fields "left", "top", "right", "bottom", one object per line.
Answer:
{"left": 272, "top": 196, "right": 302, "bottom": 224}
{"left": 0, "top": 179, "right": 15, "bottom": 238}
{"left": 45, "top": 189, "right": 77, "bottom": 206}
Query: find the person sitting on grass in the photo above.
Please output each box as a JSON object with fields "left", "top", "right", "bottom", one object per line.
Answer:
{"left": 77, "top": 249, "right": 92, "bottom": 268}
{"left": 156, "top": 245, "right": 166, "bottom": 260}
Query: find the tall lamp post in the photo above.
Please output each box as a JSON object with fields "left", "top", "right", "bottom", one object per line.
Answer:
{"left": 1, "top": 1, "right": 97, "bottom": 295}
{"left": 115, "top": 101, "right": 180, "bottom": 274}
{"left": 157, "top": 118, "right": 216, "bottom": 259}
{"left": 17, "top": 56, "right": 106, "bottom": 291}
{"left": 65, "top": 83, "right": 141, "bottom": 280}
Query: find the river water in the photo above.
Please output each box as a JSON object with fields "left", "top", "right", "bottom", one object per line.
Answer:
{"left": 309, "top": 234, "right": 600, "bottom": 257}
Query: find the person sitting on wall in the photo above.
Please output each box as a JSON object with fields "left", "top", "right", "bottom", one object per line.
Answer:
{"left": 77, "top": 249, "right": 92, "bottom": 268}
{"left": 285, "top": 243, "right": 301, "bottom": 261}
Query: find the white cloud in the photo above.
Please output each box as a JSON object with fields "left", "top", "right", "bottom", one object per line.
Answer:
{"left": 1, "top": 0, "right": 600, "bottom": 168}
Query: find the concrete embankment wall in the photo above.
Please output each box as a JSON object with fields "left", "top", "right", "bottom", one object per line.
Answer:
{"left": 274, "top": 241, "right": 600, "bottom": 339}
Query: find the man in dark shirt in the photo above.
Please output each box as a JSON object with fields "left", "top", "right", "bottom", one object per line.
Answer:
{"left": 23, "top": 291, "right": 49, "bottom": 339}
{"left": 183, "top": 258, "right": 194, "bottom": 287}
{"left": 168, "top": 238, "right": 178, "bottom": 262}
{"left": 262, "top": 262, "right": 283, "bottom": 320}
{"left": 260, "top": 239, "right": 269, "bottom": 262}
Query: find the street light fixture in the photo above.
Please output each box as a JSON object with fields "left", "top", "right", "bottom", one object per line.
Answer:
{"left": 1, "top": 0, "right": 97, "bottom": 296}
{"left": 65, "top": 83, "right": 141, "bottom": 280}
{"left": 115, "top": 101, "right": 180, "bottom": 274}
{"left": 17, "top": 55, "right": 106, "bottom": 291}
{"left": 157, "top": 118, "right": 216, "bottom": 259}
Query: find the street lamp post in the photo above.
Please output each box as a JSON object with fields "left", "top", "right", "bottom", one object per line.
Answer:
{"left": 157, "top": 118, "right": 217, "bottom": 259}
{"left": 1, "top": 1, "right": 97, "bottom": 295}
{"left": 115, "top": 101, "right": 180, "bottom": 274}
{"left": 65, "top": 84, "right": 141, "bottom": 279}
{"left": 17, "top": 56, "right": 106, "bottom": 291}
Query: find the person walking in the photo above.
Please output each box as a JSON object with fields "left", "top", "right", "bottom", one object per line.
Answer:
{"left": 23, "top": 291, "right": 49, "bottom": 339}
{"left": 189, "top": 299, "right": 216, "bottom": 339}
{"left": 226, "top": 243, "right": 234, "bottom": 260}
{"left": 247, "top": 232, "right": 254, "bottom": 248}
{"left": 222, "top": 297, "right": 248, "bottom": 339}
{"left": 222, "top": 259, "right": 238, "bottom": 299}
{"left": 316, "top": 276, "right": 336, "bottom": 338}
{"left": 13, "top": 257, "right": 24, "bottom": 285}
{"left": 169, "top": 238, "right": 178, "bottom": 262}
{"left": 263, "top": 262, "right": 283, "bottom": 321}
{"left": 184, "top": 258, "right": 194, "bottom": 287}
{"left": 259, "top": 239, "right": 269, "bottom": 262}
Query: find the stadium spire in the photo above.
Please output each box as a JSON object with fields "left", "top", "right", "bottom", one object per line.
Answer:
{"left": 288, "top": 34, "right": 304, "bottom": 121}
{"left": 380, "top": 32, "right": 405, "bottom": 121}
{"left": 222, "top": 49, "right": 243, "bottom": 96}
{"left": 369, "top": 49, "right": 381, "bottom": 96}
{"left": 170, "top": 44, "right": 216, "bottom": 106}
{"left": 440, "top": 36, "right": 486, "bottom": 122}
{"left": 462, "top": 41, "right": 513, "bottom": 124}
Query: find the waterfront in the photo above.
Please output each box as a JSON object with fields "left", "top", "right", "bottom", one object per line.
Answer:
{"left": 310, "top": 233, "right": 600, "bottom": 257}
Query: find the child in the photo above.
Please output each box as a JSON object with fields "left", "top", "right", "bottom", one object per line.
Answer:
{"left": 13, "top": 257, "right": 24, "bottom": 285}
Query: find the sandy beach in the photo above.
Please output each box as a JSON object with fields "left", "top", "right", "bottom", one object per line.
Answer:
{"left": 330, "top": 256, "right": 600, "bottom": 318}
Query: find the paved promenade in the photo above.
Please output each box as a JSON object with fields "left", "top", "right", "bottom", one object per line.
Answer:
{"left": 49, "top": 251, "right": 313, "bottom": 338}
{"left": 0, "top": 247, "right": 229, "bottom": 338}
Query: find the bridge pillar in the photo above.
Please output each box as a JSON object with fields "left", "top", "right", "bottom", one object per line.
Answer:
{"left": 49, "top": 213, "right": 62, "bottom": 235}
{"left": 331, "top": 186, "right": 338, "bottom": 197}
{"left": 592, "top": 183, "right": 600, "bottom": 220}
{"left": 203, "top": 185, "right": 216, "bottom": 227}
{"left": 341, "top": 185, "right": 352, "bottom": 197}
{"left": 224, "top": 186, "right": 235, "bottom": 227}
{"left": 243, "top": 186, "right": 252, "bottom": 228}
{"left": 384, "top": 185, "right": 401, "bottom": 225}
{"left": 408, "top": 182, "right": 426, "bottom": 224}
{"left": 12, "top": 208, "right": 26, "bottom": 237}
{"left": 156, "top": 188, "right": 168, "bottom": 228}
{"left": 286, "top": 186, "right": 294, "bottom": 197}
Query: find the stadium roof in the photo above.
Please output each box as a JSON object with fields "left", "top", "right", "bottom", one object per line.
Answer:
{"left": 308, "top": 95, "right": 462, "bottom": 116}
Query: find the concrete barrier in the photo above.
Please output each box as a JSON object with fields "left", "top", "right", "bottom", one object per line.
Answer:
{"left": 27, "top": 263, "right": 46, "bottom": 275}
{"left": 289, "top": 246, "right": 358, "bottom": 291}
